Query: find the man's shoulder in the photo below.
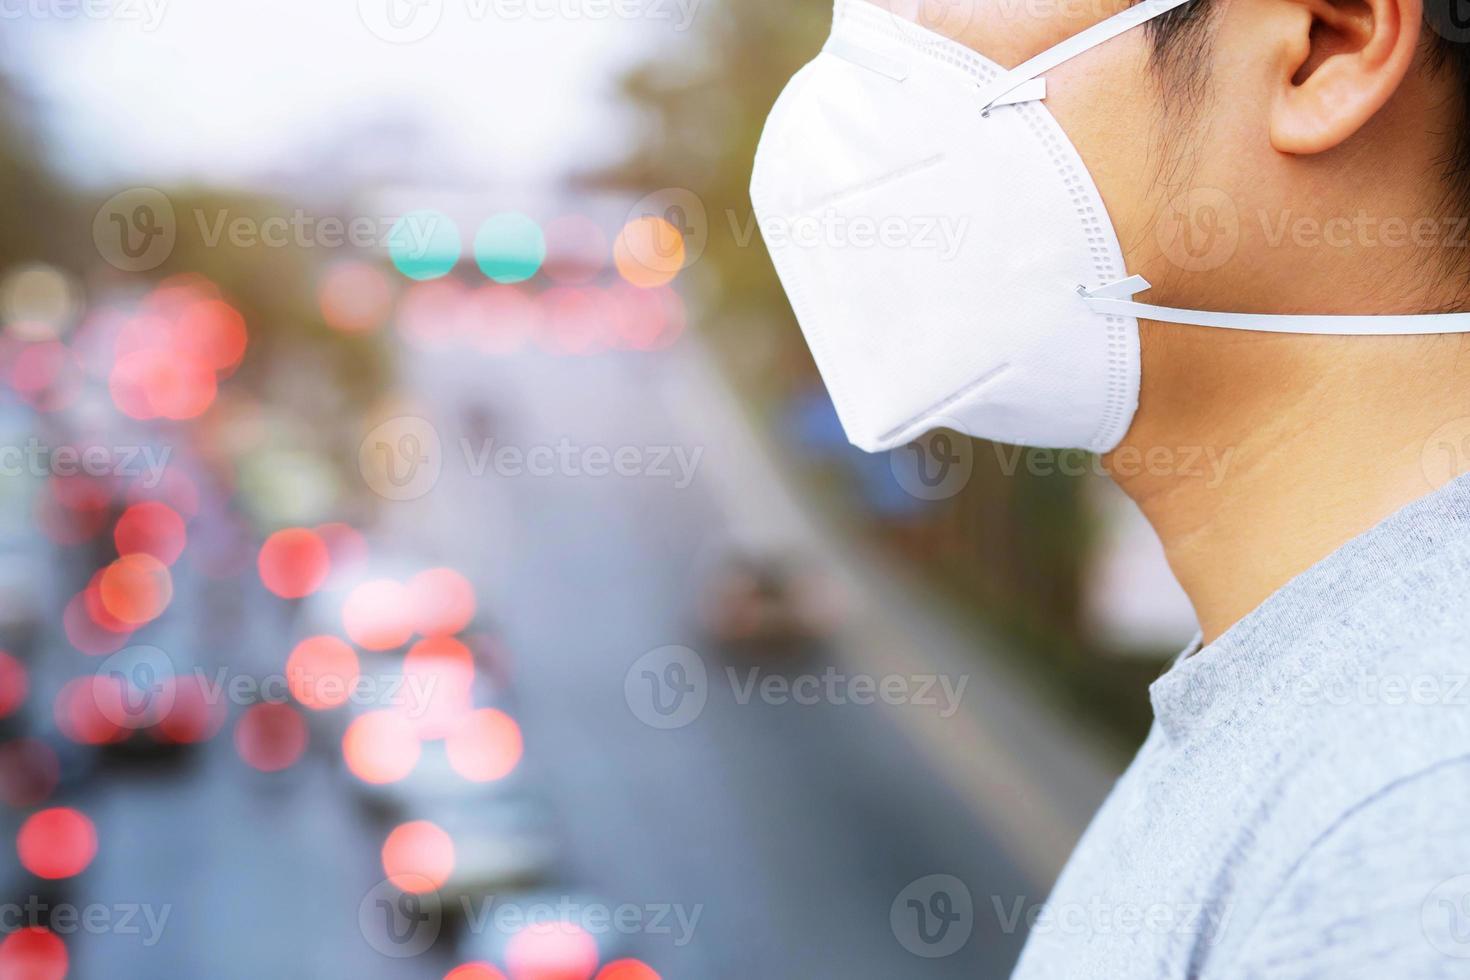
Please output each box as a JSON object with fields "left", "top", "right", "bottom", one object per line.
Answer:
{"left": 1227, "top": 758, "right": 1470, "bottom": 978}
{"left": 1272, "top": 625, "right": 1470, "bottom": 824}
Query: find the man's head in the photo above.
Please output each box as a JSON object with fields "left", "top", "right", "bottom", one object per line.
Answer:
{"left": 878, "top": 0, "right": 1465, "bottom": 316}
{"left": 857, "top": 0, "right": 1470, "bottom": 506}
{"left": 797, "top": 0, "right": 1470, "bottom": 638}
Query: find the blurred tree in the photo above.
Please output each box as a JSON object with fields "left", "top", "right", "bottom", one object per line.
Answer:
{"left": 0, "top": 77, "right": 74, "bottom": 270}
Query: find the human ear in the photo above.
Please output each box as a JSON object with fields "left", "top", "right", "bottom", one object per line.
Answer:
{"left": 1268, "top": 0, "right": 1423, "bottom": 154}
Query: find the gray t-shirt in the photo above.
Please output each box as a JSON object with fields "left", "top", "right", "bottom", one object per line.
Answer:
{"left": 1013, "top": 474, "right": 1470, "bottom": 979}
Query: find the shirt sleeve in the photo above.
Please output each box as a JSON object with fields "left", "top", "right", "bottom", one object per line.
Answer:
{"left": 1230, "top": 757, "right": 1470, "bottom": 980}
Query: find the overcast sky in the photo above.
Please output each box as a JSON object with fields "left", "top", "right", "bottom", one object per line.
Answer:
{"left": 4, "top": 0, "right": 686, "bottom": 192}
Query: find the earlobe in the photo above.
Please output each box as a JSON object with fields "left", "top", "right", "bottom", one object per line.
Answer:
{"left": 1269, "top": 0, "right": 1423, "bottom": 155}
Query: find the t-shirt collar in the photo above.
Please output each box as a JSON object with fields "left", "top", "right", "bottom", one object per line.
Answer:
{"left": 1149, "top": 472, "right": 1470, "bottom": 743}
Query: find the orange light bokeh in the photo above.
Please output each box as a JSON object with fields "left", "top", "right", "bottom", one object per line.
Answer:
{"left": 342, "top": 579, "right": 414, "bottom": 651}
{"left": 445, "top": 963, "right": 509, "bottom": 980}
{"left": 445, "top": 709, "right": 523, "bottom": 783}
{"left": 98, "top": 553, "right": 174, "bottom": 626}
{"left": 407, "top": 567, "right": 476, "bottom": 637}
{"left": 17, "top": 807, "right": 97, "bottom": 880}
{"left": 287, "top": 636, "right": 361, "bottom": 711}
{"left": 595, "top": 960, "right": 661, "bottom": 980}
{"left": 504, "top": 921, "right": 599, "bottom": 980}
{"left": 110, "top": 347, "right": 217, "bottom": 421}
{"left": 257, "top": 528, "right": 332, "bottom": 599}
{"left": 613, "top": 216, "right": 685, "bottom": 289}
{"left": 114, "top": 501, "right": 188, "bottom": 566}
{"left": 176, "top": 299, "right": 248, "bottom": 375}
{"left": 0, "top": 927, "right": 67, "bottom": 980}
{"left": 381, "top": 820, "right": 455, "bottom": 893}
{"left": 84, "top": 569, "right": 136, "bottom": 633}
{"left": 342, "top": 710, "right": 421, "bottom": 785}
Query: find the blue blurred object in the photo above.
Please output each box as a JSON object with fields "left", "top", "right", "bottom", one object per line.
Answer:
{"left": 782, "top": 385, "right": 929, "bottom": 520}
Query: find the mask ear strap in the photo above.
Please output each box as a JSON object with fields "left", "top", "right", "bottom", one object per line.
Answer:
{"left": 979, "top": 0, "right": 1196, "bottom": 114}
{"left": 1081, "top": 278, "right": 1470, "bottom": 336}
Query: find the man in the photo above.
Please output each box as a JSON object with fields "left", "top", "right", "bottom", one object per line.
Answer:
{"left": 751, "top": 0, "right": 1470, "bottom": 975}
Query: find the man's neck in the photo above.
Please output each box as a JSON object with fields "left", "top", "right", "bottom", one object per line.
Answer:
{"left": 1106, "top": 325, "right": 1470, "bottom": 645}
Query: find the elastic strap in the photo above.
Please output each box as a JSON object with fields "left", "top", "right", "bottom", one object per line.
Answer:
{"left": 1080, "top": 278, "right": 1470, "bottom": 336}
{"left": 979, "top": 0, "right": 1196, "bottom": 112}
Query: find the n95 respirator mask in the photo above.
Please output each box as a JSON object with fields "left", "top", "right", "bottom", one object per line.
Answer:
{"left": 751, "top": 0, "right": 1470, "bottom": 455}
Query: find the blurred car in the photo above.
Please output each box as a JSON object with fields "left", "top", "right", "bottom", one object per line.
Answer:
{"left": 694, "top": 544, "right": 846, "bottom": 656}
{"left": 452, "top": 888, "right": 643, "bottom": 976}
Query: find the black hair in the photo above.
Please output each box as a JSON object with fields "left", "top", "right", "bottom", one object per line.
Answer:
{"left": 1147, "top": 1, "right": 1470, "bottom": 238}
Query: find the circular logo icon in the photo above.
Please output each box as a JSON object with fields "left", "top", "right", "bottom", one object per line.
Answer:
{"left": 1422, "top": 417, "right": 1470, "bottom": 490}
{"left": 884, "top": 0, "right": 978, "bottom": 45}
{"left": 891, "top": 874, "right": 974, "bottom": 958}
{"left": 1427, "top": 0, "right": 1470, "bottom": 44}
{"left": 625, "top": 188, "right": 709, "bottom": 271}
{"left": 890, "top": 425, "right": 974, "bottom": 501}
{"left": 94, "top": 188, "right": 176, "bottom": 273}
{"left": 358, "top": 0, "right": 444, "bottom": 43}
{"left": 358, "top": 877, "right": 443, "bottom": 958}
{"left": 624, "top": 645, "right": 708, "bottom": 730}
{"left": 1423, "top": 874, "right": 1470, "bottom": 958}
{"left": 1156, "top": 187, "right": 1239, "bottom": 273}
{"left": 93, "top": 645, "right": 176, "bottom": 731}
{"left": 359, "top": 416, "right": 443, "bottom": 502}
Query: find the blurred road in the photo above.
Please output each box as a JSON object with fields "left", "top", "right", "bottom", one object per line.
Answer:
{"left": 50, "top": 326, "right": 1120, "bottom": 980}
{"left": 374, "top": 332, "right": 1120, "bottom": 978}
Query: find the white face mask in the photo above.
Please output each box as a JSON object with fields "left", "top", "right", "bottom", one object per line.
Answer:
{"left": 751, "top": 0, "right": 1470, "bottom": 455}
